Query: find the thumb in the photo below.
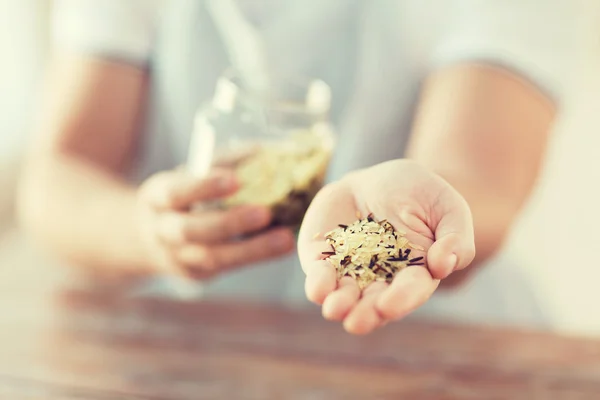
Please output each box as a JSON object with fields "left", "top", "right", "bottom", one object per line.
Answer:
{"left": 140, "top": 168, "right": 237, "bottom": 210}
{"left": 426, "top": 193, "right": 476, "bottom": 280}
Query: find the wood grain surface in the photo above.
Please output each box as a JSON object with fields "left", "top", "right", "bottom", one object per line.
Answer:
{"left": 1, "top": 282, "right": 600, "bottom": 399}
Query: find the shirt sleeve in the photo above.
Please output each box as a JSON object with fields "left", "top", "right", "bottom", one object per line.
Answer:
{"left": 432, "top": 0, "right": 585, "bottom": 104}
{"left": 51, "top": 0, "right": 165, "bottom": 66}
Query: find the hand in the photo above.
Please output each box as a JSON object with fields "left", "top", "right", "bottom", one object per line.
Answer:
{"left": 136, "top": 168, "right": 295, "bottom": 280}
{"left": 298, "top": 160, "right": 475, "bottom": 334}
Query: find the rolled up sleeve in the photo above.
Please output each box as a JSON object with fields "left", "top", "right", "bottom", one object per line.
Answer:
{"left": 432, "top": 0, "right": 585, "bottom": 104}
{"left": 51, "top": 0, "right": 165, "bottom": 66}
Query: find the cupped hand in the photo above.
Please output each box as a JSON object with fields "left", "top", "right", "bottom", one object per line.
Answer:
{"left": 298, "top": 160, "right": 475, "bottom": 335}
{"left": 136, "top": 168, "right": 295, "bottom": 280}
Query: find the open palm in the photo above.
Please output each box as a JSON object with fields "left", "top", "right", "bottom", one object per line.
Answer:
{"left": 298, "top": 160, "right": 475, "bottom": 335}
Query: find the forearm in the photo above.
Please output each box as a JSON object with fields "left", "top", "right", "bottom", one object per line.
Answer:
{"left": 407, "top": 63, "right": 554, "bottom": 280}
{"left": 18, "top": 56, "right": 151, "bottom": 279}
{"left": 18, "top": 153, "right": 151, "bottom": 278}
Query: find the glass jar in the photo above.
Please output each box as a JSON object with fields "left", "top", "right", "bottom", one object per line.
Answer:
{"left": 187, "top": 70, "right": 336, "bottom": 229}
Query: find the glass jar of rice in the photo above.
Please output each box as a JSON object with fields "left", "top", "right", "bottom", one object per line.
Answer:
{"left": 188, "top": 70, "right": 336, "bottom": 229}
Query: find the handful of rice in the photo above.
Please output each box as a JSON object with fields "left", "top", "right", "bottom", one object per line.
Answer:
{"left": 322, "top": 213, "right": 425, "bottom": 290}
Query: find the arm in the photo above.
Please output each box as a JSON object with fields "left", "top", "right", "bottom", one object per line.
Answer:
{"left": 297, "top": 1, "right": 580, "bottom": 334}
{"left": 18, "top": 55, "right": 294, "bottom": 281}
{"left": 18, "top": 0, "right": 295, "bottom": 282}
{"left": 296, "top": 64, "right": 554, "bottom": 333}
{"left": 406, "top": 63, "right": 555, "bottom": 286}
{"left": 409, "top": 0, "right": 583, "bottom": 286}
{"left": 18, "top": 56, "right": 153, "bottom": 277}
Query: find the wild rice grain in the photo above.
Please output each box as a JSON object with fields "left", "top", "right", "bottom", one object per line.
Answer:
{"left": 323, "top": 213, "right": 426, "bottom": 289}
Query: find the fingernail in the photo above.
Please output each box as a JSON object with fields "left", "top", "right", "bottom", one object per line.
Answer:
{"left": 244, "top": 207, "right": 270, "bottom": 226}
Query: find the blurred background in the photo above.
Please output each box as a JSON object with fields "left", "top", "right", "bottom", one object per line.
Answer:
{"left": 1, "top": 0, "right": 600, "bottom": 334}
{"left": 0, "top": 0, "right": 58, "bottom": 315}
{"left": 0, "top": 1, "right": 48, "bottom": 225}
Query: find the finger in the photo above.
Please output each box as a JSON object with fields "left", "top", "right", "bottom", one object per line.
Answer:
{"left": 376, "top": 266, "right": 439, "bottom": 321}
{"left": 175, "top": 245, "right": 216, "bottom": 275}
{"left": 211, "top": 228, "right": 295, "bottom": 271}
{"left": 150, "top": 247, "right": 188, "bottom": 277}
{"left": 343, "top": 281, "right": 388, "bottom": 335}
{"left": 156, "top": 205, "right": 272, "bottom": 245}
{"left": 429, "top": 188, "right": 476, "bottom": 279}
{"left": 297, "top": 182, "right": 356, "bottom": 274}
{"left": 140, "top": 168, "right": 237, "bottom": 210}
{"left": 297, "top": 183, "right": 355, "bottom": 305}
{"left": 304, "top": 260, "right": 337, "bottom": 305}
{"left": 321, "top": 277, "right": 361, "bottom": 321}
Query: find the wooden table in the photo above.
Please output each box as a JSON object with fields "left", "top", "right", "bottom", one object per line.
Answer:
{"left": 1, "top": 287, "right": 600, "bottom": 400}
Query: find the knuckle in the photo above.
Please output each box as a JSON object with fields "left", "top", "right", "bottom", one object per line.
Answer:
{"left": 202, "top": 174, "right": 220, "bottom": 192}
{"left": 184, "top": 247, "right": 218, "bottom": 271}
{"left": 164, "top": 187, "right": 184, "bottom": 209}
{"left": 158, "top": 213, "right": 189, "bottom": 244}
{"left": 197, "top": 249, "right": 218, "bottom": 270}
{"left": 196, "top": 173, "right": 225, "bottom": 199}
{"left": 176, "top": 218, "right": 195, "bottom": 243}
{"left": 158, "top": 248, "right": 184, "bottom": 273}
{"left": 223, "top": 210, "right": 245, "bottom": 235}
{"left": 143, "top": 171, "right": 181, "bottom": 208}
